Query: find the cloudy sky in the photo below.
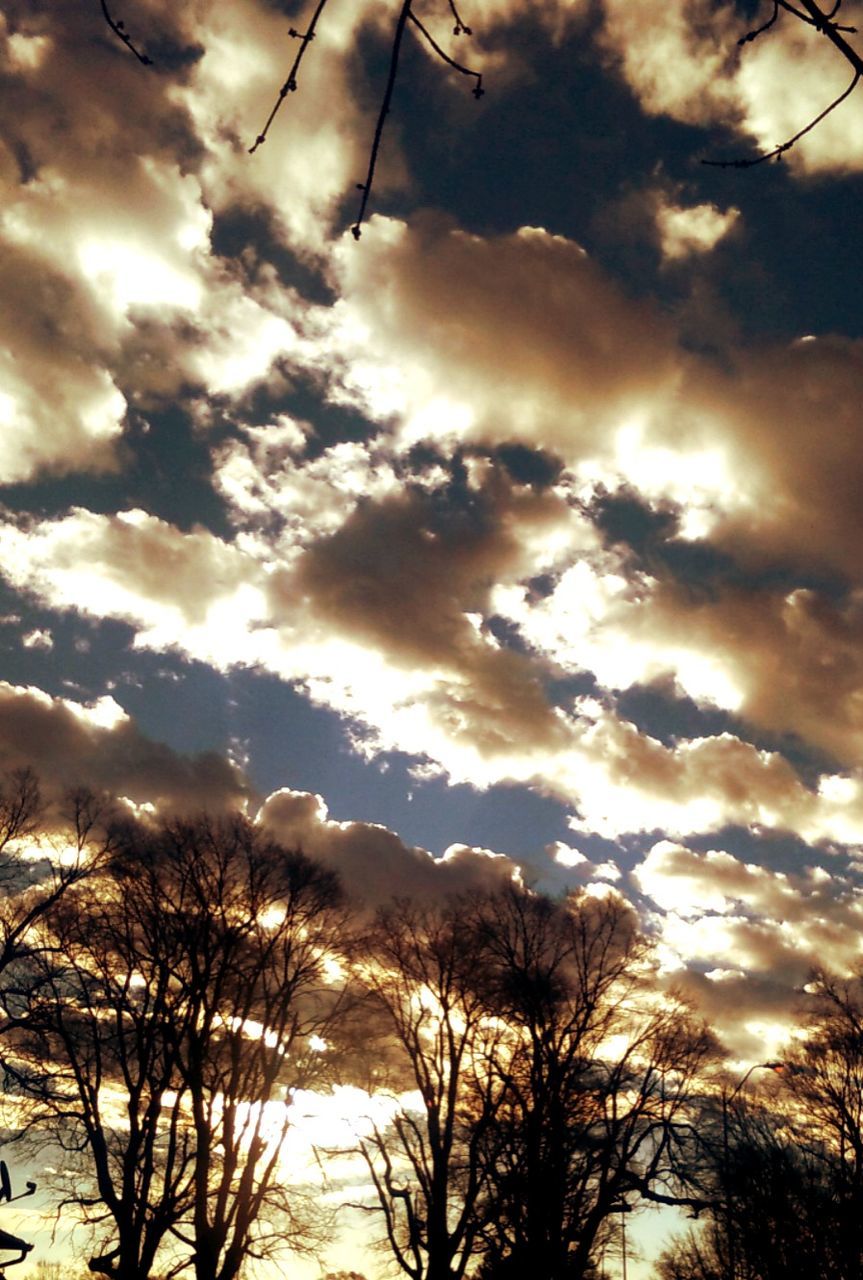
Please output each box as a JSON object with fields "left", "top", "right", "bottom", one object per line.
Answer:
{"left": 4, "top": 0, "right": 863, "bottom": 1085}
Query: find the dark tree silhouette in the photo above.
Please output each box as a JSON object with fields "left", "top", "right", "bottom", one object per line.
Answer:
{"left": 470, "top": 887, "right": 716, "bottom": 1280}
{"left": 774, "top": 968, "right": 863, "bottom": 1277}
{"left": 656, "top": 967, "right": 863, "bottom": 1280}
{"left": 2, "top": 814, "right": 348, "bottom": 1280}
{"left": 654, "top": 1094, "right": 849, "bottom": 1280}
{"left": 0, "top": 773, "right": 107, "bottom": 979}
{"left": 0, "top": 767, "right": 40, "bottom": 861}
{"left": 350, "top": 887, "right": 715, "bottom": 1280}
{"left": 352, "top": 896, "right": 510, "bottom": 1280}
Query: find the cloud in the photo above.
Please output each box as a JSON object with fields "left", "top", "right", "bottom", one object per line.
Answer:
{"left": 706, "top": 336, "right": 863, "bottom": 580}
{"left": 173, "top": 0, "right": 397, "bottom": 252}
{"left": 598, "top": 0, "right": 739, "bottom": 126}
{"left": 548, "top": 840, "right": 621, "bottom": 882}
{"left": 0, "top": 681, "right": 249, "bottom": 814}
{"left": 316, "top": 220, "right": 863, "bottom": 771}
{"left": 4, "top": 3, "right": 863, "bottom": 871}
{"left": 21, "top": 628, "right": 52, "bottom": 651}
{"left": 328, "top": 218, "right": 682, "bottom": 456}
{"left": 258, "top": 787, "right": 521, "bottom": 907}
{"left": 654, "top": 196, "right": 740, "bottom": 261}
{"left": 327, "top": 217, "right": 863, "bottom": 584}
{"left": 549, "top": 840, "right": 589, "bottom": 870}
{"left": 558, "top": 700, "right": 863, "bottom": 845}
{"left": 634, "top": 838, "right": 863, "bottom": 1056}
{"left": 0, "top": 477, "right": 585, "bottom": 792}
{"left": 213, "top": 420, "right": 402, "bottom": 544}
{"left": 7, "top": 488, "right": 863, "bottom": 846}
{"left": 498, "top": 563, "right": 863, "bottom": 771}
{"left": 621, "top": 581, "right": 863, "bottom": 771}
{"left": 0, "top": 508, "right": 278, "bottom": 670}
{"left": 324, "top": 217, "right": 863, "bottom": 585}
{"left": 0, "top": 0, "right": 372, "bottom": 480}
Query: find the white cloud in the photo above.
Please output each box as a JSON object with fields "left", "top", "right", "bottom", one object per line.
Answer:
{"left": 21, "top": 628, "right": 53, "bottom": 651}
{"left": 549, "top": 840, "right": 589, "bottom": 869}
{"left": 655, "top": 196, "right": 739, "bottom": 260}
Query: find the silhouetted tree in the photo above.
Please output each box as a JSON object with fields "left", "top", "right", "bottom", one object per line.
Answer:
{"left": 2, "top": 814, "right": 348, "bottom": 1280}
{"left": 470, "top": 887, "right": 716, "bottom": 1280}
{"left": 654, "top": 1097, "right": 845, "bottom": 1280}
{"left": 656, "top": 967, "right": 863, "bottom": 1280}
{"left": 353, "top": 887, "right": 714, "bottom": 1280}
{"left": 773, "top": 968, "right": 863, "bottom": 1277}
{"left": 353, "top": 896, "right": 510, "bottom": 1280}
{"left": 0, "top": 773, "right": 108, "bottom": 979}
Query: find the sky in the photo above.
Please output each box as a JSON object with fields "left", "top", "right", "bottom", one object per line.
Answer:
{"left": 3, "top": 0, "right": 863, "bottom": 1270}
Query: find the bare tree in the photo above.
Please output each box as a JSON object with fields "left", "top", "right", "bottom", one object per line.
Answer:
{"left": 151, "top": 816, "right": 348, "bottom": 1280}
{"left": 0, "top": 767, "right": 40, "bottom": 862}
{"left": 1, "top": 843, "right": 190, "bottom": 1280}
{"left": 469, "top": 887, "right": 716, "bottom": 1280}
{"left": 2, "top": 814, "right": 348, "bottom": 1280}
{"left": 773, "top": 967, "right": 863, "bottom": 1277}
{"left": 0, "top": 773, "right": 109, "bottom": 979}
{"left": 353, "top": 896, "right": 509, "bottom": 1280}
{"left": 655, "top": 965, "right": 863, "bottom": 1280}
{"left": 352, "top": 887, "right": 714, "bottom": 1280}
{"left": 653, "top": 1092, "right": 846, "bottom": 1280}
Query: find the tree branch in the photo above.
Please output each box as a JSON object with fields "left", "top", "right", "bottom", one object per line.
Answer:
{"left": 447, "top": 0, "right": 473, "bottom": 37}
{"left": 352, "top": 0, "right": 414, "bottom": 240}
{"left": 738, "top": 2, "right": 780, "bottom": 45}
{"left": 98, "top": 0, "right": 152, "bottom": 65}
{"left": 703, "top": 68, "right": 860, "bottom": 167}
{"left": 249, "top": 0, "right": 332, "bottom": 154}
{"left": 408, "top": 12, "right": 484, "bottom": 99}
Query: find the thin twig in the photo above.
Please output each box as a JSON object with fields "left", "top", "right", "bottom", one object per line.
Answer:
{"left": 793, "top": 0, "right": 860, "bottom": 52}
{"left": 777, "top": 0, "right": 825, "bottom": 22}
{"left": 351, "top": 0, "right": 414, "bottom": 241}
{"left": 409, "top": 11, "right": 484, "bottom": 97}
{"left": 703, "top": 68, "right": 860, "bottom": 167}
{"left": 739, "top": 2, "right": 780, "bottom": 45}
{"left": 99, "top": 0, "right": 152, "bottom": 65}
{"left": 249, "top": 0, "right": 331, "bottom": 154}
{"left": 447, "top": 0, "right": 473, "bottom": 36}
{"left": 777, "top": 0, "right": 856, "bottom": 31}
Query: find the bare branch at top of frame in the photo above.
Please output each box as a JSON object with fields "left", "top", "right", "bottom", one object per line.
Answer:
{"left": 703, "top": 68, "right": 860, "bottom": 168}
{"left": 99, "top": 0, "right": 152, "bottom": 65}
{"left": 249, "top": 0, "right": 332, "bottom": 153}
{"left": 352, "top": 4, "right": 484, "bottom": 240}
{"left": 738, "top": 2, "right": 781, "bottom": 45}
{"left": 448, "top": 0, "right": 473, "bottom": 36}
